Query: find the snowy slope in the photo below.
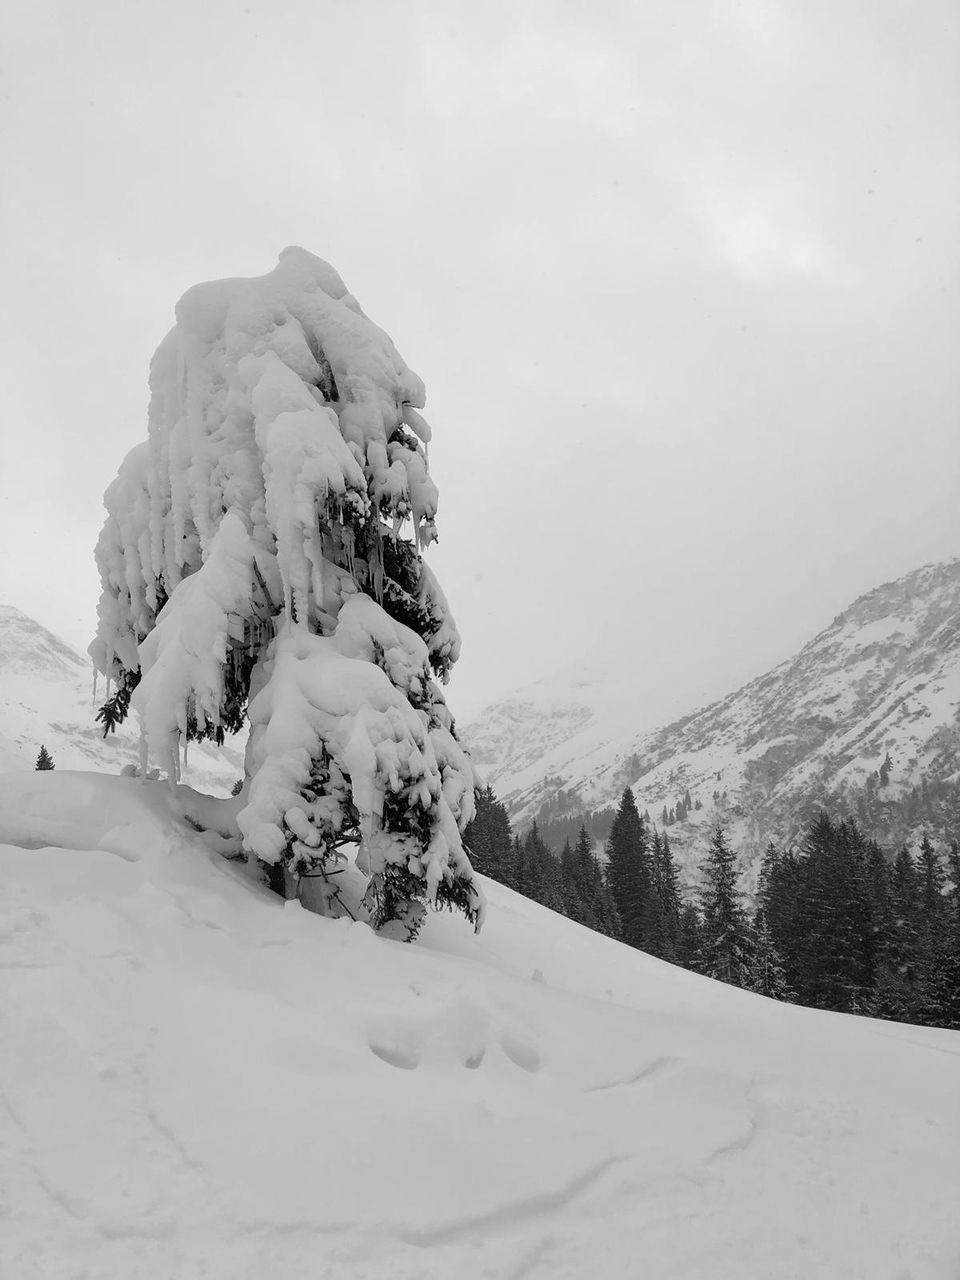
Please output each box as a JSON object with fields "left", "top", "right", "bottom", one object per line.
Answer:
{"left": 464, "top": 559, "right": 960, "bottom": 876}
{"left": 0, "top": 604, "right": 242, "bottom": 793}
{"left": 1, "top": 769, "right": 958, "bottom": 1279}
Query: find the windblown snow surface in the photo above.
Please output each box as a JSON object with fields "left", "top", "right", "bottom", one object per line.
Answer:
{"left": 1, "top": 771, "right": 958, "bottom": 1279}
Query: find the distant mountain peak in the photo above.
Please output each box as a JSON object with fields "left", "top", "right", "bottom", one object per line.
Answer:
{"left": 0, "top": 602, "right": 242, "bottom": 792}
{"left": 463, "top": 558, "right": 960, "bottom": 886}
{"left": 0, "top": 604, "right": 88, "bottom": 677}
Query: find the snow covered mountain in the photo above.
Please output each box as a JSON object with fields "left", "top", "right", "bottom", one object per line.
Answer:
{"left": 463, "top": 559, "right": 960, "bottom": 880}
{"left": 0, "top": 604, "right": 242, "bottom": 792}
{"left": 1, "top": 768, "right": 957, "bottom": 1278}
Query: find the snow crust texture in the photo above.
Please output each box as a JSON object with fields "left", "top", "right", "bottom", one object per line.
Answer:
{"left": 1, "top": 771, "right": 958, "bottom": 1279}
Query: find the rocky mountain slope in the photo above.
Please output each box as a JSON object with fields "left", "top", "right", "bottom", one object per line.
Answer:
{"left": 462, "top": 560, "right": 960, "bottom": 885}
{"left": 0, "top": 604, "right": 241, "bottom": 793}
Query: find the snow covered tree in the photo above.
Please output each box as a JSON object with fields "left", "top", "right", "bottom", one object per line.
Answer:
{"left": 35, "top": 745, "right": 54, "bottom": 771}
{"left": 746, "top": 916, "right": 793, "bottom": 1000}
{"left": 89, "top": 248, "right": 483, "bottom": 939}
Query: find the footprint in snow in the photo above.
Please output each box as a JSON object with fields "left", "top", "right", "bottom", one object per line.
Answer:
{"left": 367, "top": 1000, "right": 541, "bottom": 1073}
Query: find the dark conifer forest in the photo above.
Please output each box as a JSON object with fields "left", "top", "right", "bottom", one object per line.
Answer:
{"left": 464, "top": 786, "right": 960, "bottom": 1031}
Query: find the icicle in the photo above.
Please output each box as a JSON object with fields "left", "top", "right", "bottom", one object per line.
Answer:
{"left": 168, "top": 732, "right": 181, "bottom": 788}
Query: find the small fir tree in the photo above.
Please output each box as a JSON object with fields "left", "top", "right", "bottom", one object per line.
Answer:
{"left": 699, "top": 824, "right": 751, "bottom": 987}
{"left": 913, "top": 835, "right": 951, "bottom": 1024}
{"left": 677, "top": 903, "right": 703, "bottom": 971}
{"left": 463, "top": 786, "right": 516, "bottom": 888}
{"left": 606, "top": 789, "right": 653, "bottom": 949}
{"left": 35, "top": 745, "right": 55, "bottom": 771}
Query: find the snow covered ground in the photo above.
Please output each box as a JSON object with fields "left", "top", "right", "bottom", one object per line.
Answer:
{"left": 1, "top": 770, "right": 958, "bottom": 1279}
{"left": 0, "top": 603, "right": 242, "bottom": 793}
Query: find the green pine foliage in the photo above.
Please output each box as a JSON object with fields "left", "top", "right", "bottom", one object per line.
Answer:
{"left": 35, "top": 745, "right": 55, "bottom": 771}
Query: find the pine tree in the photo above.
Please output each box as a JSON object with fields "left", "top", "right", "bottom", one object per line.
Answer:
{"left": 651, "top": 830, "right": 682, "bottom": 961}
{"left": 595, "top": 870, "right": 623, "bottom": 941}
{"left": 913, "top": 835, "right": 950, "bottom": 1024}
{"left": 567, "top": 826, "right": 622, "bottom": 939}
{"left": 87, "top": 249, "right": 482, "bottom": 939}
{"left": 35, "top": 745, "right": 55, "bottom": 771}
{"left": 606, "top": 789, "right": 653, "bottom": 949}
{"left": 800, "top": 816, "right": 874, "bottom": 1011}
{"left": 747, "top": 915, "right": 793, "bottom": 1000}
{"left": 699, "top": 824, "right": 751, "bottom": 987}
{"left": 463, "top": 786, "right": 516, "bottom": 888}
{"left": 560, "top": 838, "right": 591, "bottom": 925}
{"left": 519, "top": 823, "right": 564, "bottom": 914}
{"left": 757, "top": 842, "right": 805, "bottom": 996}
{"left": 942, "top": 842, "right": 960, "bottom": 1028}
{"left": 511, "top": 834, "right": 527, "bottom": 897}
{"left": 879, "top": 752, "right": 892, "bottom": 787}
{"left": 677, "top": 903, "right": 703, "bottom": 971}
{"left": 891, "top": 844, "right": 920, "bottom": 984}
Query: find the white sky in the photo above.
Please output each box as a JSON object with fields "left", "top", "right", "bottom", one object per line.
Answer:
{"left": 1, "top": 0, "right": 958, "bottom": 728}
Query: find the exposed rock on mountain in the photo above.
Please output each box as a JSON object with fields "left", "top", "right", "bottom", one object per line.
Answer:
{"left": 463, "top": 560, "right": 960, "bottom": 885}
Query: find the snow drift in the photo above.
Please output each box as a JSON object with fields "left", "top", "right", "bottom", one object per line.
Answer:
{"left": 1, "top": 769, "right": 957, "bottom": 1279}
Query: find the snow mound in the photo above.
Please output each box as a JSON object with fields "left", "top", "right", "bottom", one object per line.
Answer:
{"left": 1, "top": 770, "right": 957, "bottom": 1279}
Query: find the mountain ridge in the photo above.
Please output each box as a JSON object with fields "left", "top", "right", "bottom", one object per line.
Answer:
{"left": 0, "top": 603, "right": 241, "bottom": 791}
{"left": 462, "top": 558, "right": 960, "bottom": 882}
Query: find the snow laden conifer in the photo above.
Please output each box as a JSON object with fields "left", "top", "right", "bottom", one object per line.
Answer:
{"left": 89, "top": 248, "right": 483, "bottom": 939}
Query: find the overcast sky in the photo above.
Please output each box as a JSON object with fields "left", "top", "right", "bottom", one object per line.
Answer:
{"left": 1, "top": 0, "right": 958, "bottom": 728}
